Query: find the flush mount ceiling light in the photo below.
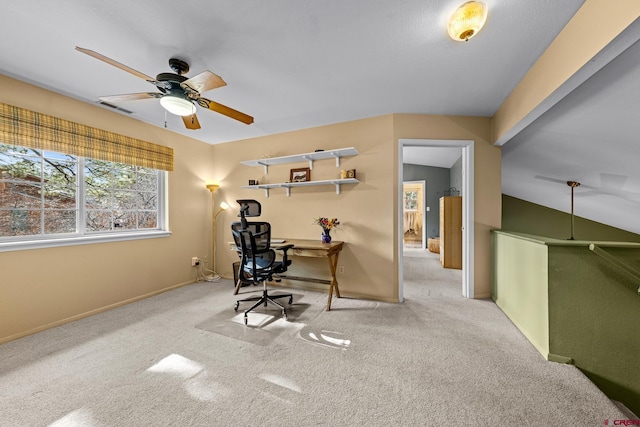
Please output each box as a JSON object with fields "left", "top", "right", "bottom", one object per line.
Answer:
{"left": 447, "top": 1, "right": 488, "bottom": 42}
{"left": 160, "top": 95, "right": 196, "bottom": 116}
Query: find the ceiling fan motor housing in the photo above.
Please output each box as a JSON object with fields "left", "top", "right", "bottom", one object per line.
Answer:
{"left": 156, "top": 58, "right": 191, "bottom": 97}
{"left": 168, "top": 58, "right": 189, "bottom": 75}
{"left": 156, "top": 72, "right": 189, "bottom": 96}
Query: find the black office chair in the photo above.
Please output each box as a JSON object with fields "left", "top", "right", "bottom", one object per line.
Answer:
{"left": 231, "top": 199, "right": 294, "bottom": 325}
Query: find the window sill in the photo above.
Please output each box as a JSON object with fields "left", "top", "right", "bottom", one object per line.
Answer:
{"left": 0, "top": 230, "right": 172, "bottom": 253}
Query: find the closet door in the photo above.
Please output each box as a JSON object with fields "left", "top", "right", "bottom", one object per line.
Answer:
{"left": 439, "top": 196, "right": 462, "bottom": 269}
{"left": 439, "top": 198, "right": 445, "bottom": 265}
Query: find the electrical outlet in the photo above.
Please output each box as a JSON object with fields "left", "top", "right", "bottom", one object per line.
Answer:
{"left": 203, "top": 256, "right": 208, "bottom": 265}
{"left": 191, "top": 257, "right": 200, "bottom": 266}
{"left": 338, "top": 265, "right": 345, "bottom": 274}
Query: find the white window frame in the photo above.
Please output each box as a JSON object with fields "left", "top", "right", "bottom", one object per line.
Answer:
{"left": 0, "top": 151, "right": 170, "bottom": 253}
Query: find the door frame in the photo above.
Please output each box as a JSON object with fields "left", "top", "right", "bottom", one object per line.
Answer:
{"left": 402, "top": 180, "right": 427, "bottom": 250}
{"left": 398, "top": 139, "right": 475, "bottom": 301}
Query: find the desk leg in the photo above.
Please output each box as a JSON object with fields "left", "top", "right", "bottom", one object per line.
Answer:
{"left": 234, "top": 279, "right": 242, "bottom": 295}
{"left": 326, "top": 251, "right": 341, "bottom": 311}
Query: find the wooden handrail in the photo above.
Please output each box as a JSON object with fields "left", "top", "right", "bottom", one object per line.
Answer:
{"left": 588, "top": 244, "right": 640, "bottom": 296}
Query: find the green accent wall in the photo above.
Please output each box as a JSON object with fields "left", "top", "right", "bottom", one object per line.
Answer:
{"left": 502, "top": 195, "right": 640, "bottom": 243}
{"left": 548, "top": 244, "right": 640, "bottom": 413}
{"left": 492, "top": 232, "right": 549, "bottom": 356}
{"left": 492, "top": 230, "right": 640, "bottom": 416}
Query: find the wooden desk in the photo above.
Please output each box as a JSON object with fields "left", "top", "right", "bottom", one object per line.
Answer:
{"left": 231, "top": 239, "right": 344, "bottom": 311}
{"left": 279, "top": 239, "right": 344, "bottom": 311}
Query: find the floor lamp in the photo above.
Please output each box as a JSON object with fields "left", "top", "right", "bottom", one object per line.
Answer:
{"left": 206, "top": 183, "right": 228, "bottom": 281}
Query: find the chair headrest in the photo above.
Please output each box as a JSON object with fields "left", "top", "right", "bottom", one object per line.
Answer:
{"left": 236, "top": 199, "right": 261, "bottom": 218}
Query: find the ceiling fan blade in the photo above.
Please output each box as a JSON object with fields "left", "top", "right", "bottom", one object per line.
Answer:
{"left": 99, "top": 92, "right": 162, "bottom": 102}
{"left": 181, "top": 71, "right": 226, "bottom": 94}
{"left": 182, "top": 114, "right": 201, "bottom": 130}
{"left": 534, "top": 175, "right": 568, "bottom": 185}
{"left": 198, "top": 98, "right": 254, "bottom": 125}
{"left": 600, "top": 173, "right": 627, "bottom": 190}
{"left": 76, "top": 47, "right": 157, "bottom": 83}
{"left": 535, "top": 175, "right": 607, "bottom": 192}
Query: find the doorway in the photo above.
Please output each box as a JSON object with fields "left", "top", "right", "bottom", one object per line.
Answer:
{"left": 402, "top": 181, "right": 426, "bottom": 249}
{"left": 397, "top": 139, "right": 474, "bottom": 302}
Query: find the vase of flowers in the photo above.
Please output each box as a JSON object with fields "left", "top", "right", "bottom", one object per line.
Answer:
{"left": 314, "top": 217, "right": 339, "bottom": 243}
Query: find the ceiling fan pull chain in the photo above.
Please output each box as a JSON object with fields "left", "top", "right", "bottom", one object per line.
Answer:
{"left": 164, "top": 109, "right": 168, "bottom": 128}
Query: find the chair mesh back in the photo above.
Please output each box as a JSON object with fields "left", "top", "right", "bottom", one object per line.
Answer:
{"left": 236, "top": 199, "right": 261, "bottom": 218}
{"left": 231, "top": 221, "right": 275, "bottom": 280}
{"left": 231, "top": 221, "right": 272, "bottom": 255}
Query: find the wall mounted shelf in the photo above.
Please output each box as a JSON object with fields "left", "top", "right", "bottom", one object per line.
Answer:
{"left": 242, "top": 178, "right": 358, "bottom": 198}
{"left": 241, "top": 147, "right": 358, "bottom": 174}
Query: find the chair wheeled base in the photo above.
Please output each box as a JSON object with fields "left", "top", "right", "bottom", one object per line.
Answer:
{"left": 234, "top": 281, "right": 293, "bottom": 325}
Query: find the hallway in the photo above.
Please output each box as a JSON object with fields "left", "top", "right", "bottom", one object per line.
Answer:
{"left": 403, "top": 247, "right": 462, "bottom": 300}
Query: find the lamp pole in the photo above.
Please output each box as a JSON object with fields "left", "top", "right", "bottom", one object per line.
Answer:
{"left": 206, "top": 183, "right": 220, "bottom": 277}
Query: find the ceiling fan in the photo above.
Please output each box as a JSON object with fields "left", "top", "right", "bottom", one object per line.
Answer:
{"left": 76, "top": 47, "right": 254, "bottom": 130}
{"left": 534, "top": 174, "right": 640, "bottom": 240}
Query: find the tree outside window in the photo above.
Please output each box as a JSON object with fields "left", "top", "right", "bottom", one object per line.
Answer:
{"left": 404, "top": 191, "right": 418, "bottom": 211}
{"left": 0, "top": 143, "right": 162, "bottom": 239}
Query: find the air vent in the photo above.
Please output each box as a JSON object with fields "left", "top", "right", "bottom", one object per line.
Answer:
{"left": 97, "top": 101, "right": 133, "bottom": 114}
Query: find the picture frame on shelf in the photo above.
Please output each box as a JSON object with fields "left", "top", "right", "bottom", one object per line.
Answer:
{"left": 290, "top": 167, "right": 311, "bottom": 182}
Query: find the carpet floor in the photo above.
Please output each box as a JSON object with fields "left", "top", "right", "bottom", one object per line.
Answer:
{"left": 0, "top": 253, "right": 626, "bottom": 426}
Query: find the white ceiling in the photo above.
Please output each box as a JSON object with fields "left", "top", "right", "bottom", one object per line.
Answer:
{"left": 3, "top": 1, "right": 639, "bottom": 235}
{"left": 404, "top": 146, "right": 461, "bottom": 169}
{"left": 502, "top": 36, "right": 640, "bottom": 234}
{"left": 0, "top": 0, "right": 583, "bottom": 144}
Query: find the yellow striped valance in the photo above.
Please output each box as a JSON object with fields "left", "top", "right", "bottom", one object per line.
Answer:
{"left": 0, "top": 102, "right": 174, "bottom": 171}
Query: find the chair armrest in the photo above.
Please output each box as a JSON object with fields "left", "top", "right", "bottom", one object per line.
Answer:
{"left": 275, "top": 244, "right": 294, "bottom": 271}
{"left": 275, "top": 243, "right": 295, "bottom": 253}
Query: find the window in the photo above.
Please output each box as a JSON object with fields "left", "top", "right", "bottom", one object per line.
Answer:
{"left": 84, "top": 159, "right": 159, "bottom": 232}
{"left": 404, "top": 191, "right": 418, "bottom": 211}
{"left": 0, "top": 143, "right": 166, "bottom": 247}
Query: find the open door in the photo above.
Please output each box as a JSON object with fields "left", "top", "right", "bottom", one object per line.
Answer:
{"left": 398, "top": 139, "right": 475, "bottom": 302}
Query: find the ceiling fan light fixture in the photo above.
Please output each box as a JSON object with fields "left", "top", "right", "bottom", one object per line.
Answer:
{"left": 447, "top": 1, "right": 488, "bottom": 42}
{"left": 160, "top": 95, "right": 196, "bottom": 116}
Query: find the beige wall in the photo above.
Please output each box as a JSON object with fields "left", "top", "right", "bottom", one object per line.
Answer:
{"left": 211, "top": 115, "right": 398, "bottom": 302}
{"left": 212, "top": 113, "right": 500, "bottom": 301}
{"left": 393, "top": 115, "right": 501, "bottom": 298}
{"left": 0, "top": 75, "right": 213, "bottom": 343}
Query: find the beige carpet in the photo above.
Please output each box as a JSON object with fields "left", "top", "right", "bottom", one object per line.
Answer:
{"left": 195, "top": 292, "right": 314, "bottom": 346}
{"left": 403, "top": 248, "right": 463, "bottom": 300}
{"left": 0, "top": 272, "right": 626, "bottom": 426}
